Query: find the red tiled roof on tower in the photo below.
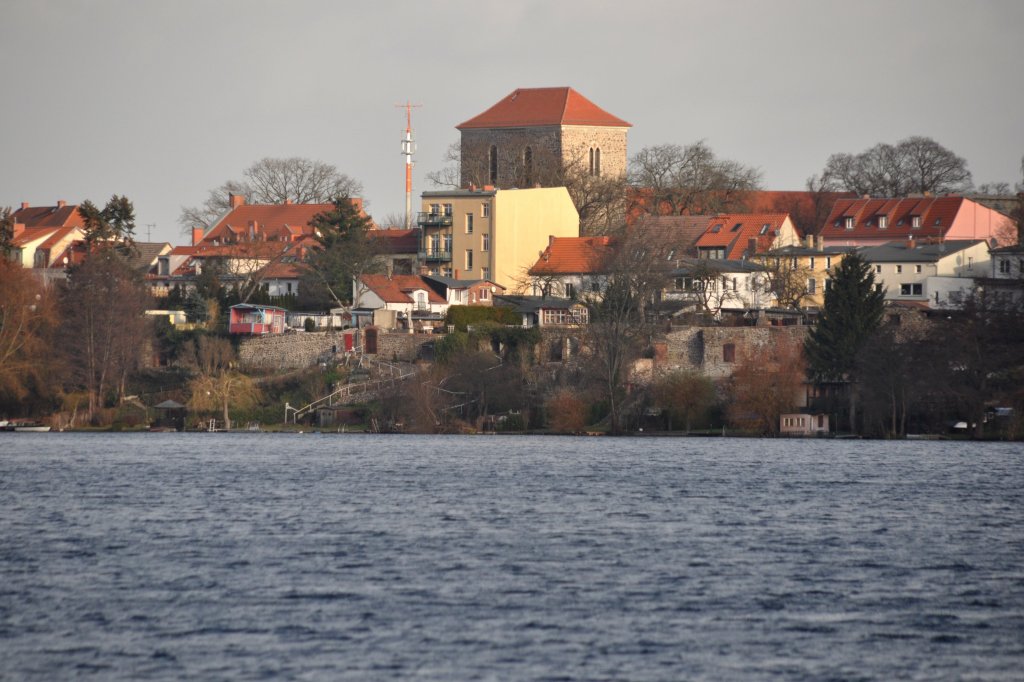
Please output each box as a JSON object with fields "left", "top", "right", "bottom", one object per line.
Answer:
{"left": 457, "top": 87, "right": 631, "bottom": 129}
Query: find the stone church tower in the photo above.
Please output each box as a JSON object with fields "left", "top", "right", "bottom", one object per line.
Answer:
{"left": 457, "top": 87, "right": 631, "bottom": 189}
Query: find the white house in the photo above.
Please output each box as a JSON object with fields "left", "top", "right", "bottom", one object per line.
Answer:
{"left": 859, "top": 239, "right": 990, "bottom": 309}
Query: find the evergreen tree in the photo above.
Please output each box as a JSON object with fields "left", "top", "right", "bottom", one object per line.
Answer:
{"left": 805, "top": 252, "right": 885, "bottom": 431}
{"left": 0, "top": 207, "right": 14, "bottom": 259}
{"left": 304, "top": 197, "right": 382, "bottom": 307}
{"left": 80, "top": 195, "right": 136, "bottom": 251}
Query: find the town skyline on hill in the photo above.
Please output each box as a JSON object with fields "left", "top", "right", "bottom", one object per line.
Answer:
{"left": 2, "top": 0, "right": 1022, "bottom": 245}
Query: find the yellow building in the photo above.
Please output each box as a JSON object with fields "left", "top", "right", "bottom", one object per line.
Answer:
{"left": 759, "top": 237, "right": 852, "bottom": 309}
{"left": 418, "top": 186, "right": 579, "bottom": 291}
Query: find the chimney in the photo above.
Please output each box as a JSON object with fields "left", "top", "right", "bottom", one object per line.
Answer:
{"left": 747, "top": 237, "right": 758, "bottom": 256}
{"left": 468, "top": 184, "right": 476, "bottom": 192}
{"left": 229, "top": 194, "right": 245, "bottom": 208}
{"left": 20, "top": 202, "right": 29, "bottom": 210}
{"left": 57, "top": 200, "right": 66, "bottom": 208}
{"left": 13, "top": 222, "right": 25, "bottom": 239}
{"left": 284, "top": 199, "right": 293, "bottom": 205}
{"left": 907, "top": 238, "right": 916, "bottom": 250}
{"left": 191, "top": 227, "right": 204, "bottom": 246}
{"left": 549, "top": 235, "right": 556, "bottom": 246}
{"left": 818, "top": 235, "right": 824, "bottom": 252}
{"left": 483, "top": 185, "right": 495, "bottom": 191}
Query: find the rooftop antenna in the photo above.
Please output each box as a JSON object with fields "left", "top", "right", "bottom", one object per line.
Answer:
{"left": 396, "top": 100, "right": 422, "bottom": 230}
{"left": 146, "top": 223, "right": 155, "bottom": 242}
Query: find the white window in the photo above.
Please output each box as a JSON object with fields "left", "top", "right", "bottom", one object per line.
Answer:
{"left": 895, "top": 265, "right": 902, "bottom": 274}
{"left": 479, "top": 288, "right": 490, "bottom": 301}
{"left": 844, "top": 217, "right": 854, "bottom": 230}
{"left": 429, "top": 203, "right": 440, "bottom": 215}
{"left": 826, "top": 257, "right": 832, "bottom": 269}
{"left": 443, "top": 203, "right": 453, "bottom": 217}
{"left": 807, "top": 278, "right": 817, "bottom": 294}
{"left": 481, "top": 203, "right": 490, "bottom": 218}
{"left": 482, "top": 234, "right": 490, "bottom": 251}
{"left": 878, "top": 215, "right": 888, "bottom": 229}
{"left": 465, "top": 249, "right": 473, "bottom": 270}
{"left": 809, "top": 257, "right": 816, "bottom": 270}
{"left": 466, "top": 213, "right": 474, "bottom": 234}
{"left": 911, "top": 216, "right": 921, "bottom": 229}
{"left": 482, "top": 266, "right": 490, "bottom": 281}
{"left": 999, "top": 259, "right": 1011, "bottom": 274}
{"left": 874, "top": 265, "right": 882, "bottom": 274}
{"left": 900, "top": 283, "right": 923, "bottom": 296}
{"left": 915, "top": 264, "right": 922, "bottom": 274}
{"left": 565, "top": 282, "right": 575, "bottom": 298}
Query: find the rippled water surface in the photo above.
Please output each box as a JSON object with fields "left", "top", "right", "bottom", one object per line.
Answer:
{"left": 1, "top": 434, "right": 1023, "bottom": 680}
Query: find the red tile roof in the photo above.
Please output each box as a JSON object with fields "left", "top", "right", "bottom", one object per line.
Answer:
{"left": 529, "top": 236, "right": 616, "bottom": 276}
{"left": 11, "top": 203, "right": 85, "bottom": 229}
{"left": 695, "top": 213, "right": 792, "bottom": 260}
{"left": 360, "top": 274, "right": 446, "bottom": 305}
{"left": 370, "top": 228, "right": 419, "bottom": 255}
{"left": 819, "top": 196, "right": 964, "bottom": 242}
{"left": 457, "top": 87, "right": 631, "bottom": 129}
{"left": 200, "top": 198, "right": 367, "bottom": 244}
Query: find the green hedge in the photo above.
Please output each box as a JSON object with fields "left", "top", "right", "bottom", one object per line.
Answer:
{"left": 445, "top": 305, "right": 520, "bottom": 331}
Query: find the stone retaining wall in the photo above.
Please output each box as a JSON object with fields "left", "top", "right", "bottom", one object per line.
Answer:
{"left": 238, "top": 330, "right": 356, "bottom": 370}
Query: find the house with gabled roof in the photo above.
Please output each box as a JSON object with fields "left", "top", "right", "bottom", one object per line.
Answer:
{"left": 353, "top": 274, "right": 448, "bottom": 331}
{"left": 694, "top": 213, "right": 802, "bottom": 261}
{"left": 819, "top": 195, "right": 1013, "bottom": 248}
{"left": 528, "top": 235, "right": 615, "bottom": 299}
{"left": 8, "top": 201, "right": 87, "bottom": 269}
{"left": 195, "top": 194, "right": 368, "bottom": 246}
{"left": 457, "top": 86, "right": 631, "bottom": 188}
{"left": 422, "top": 275, "right": 505, "bottom": 307}
{"left": 859, "top": 239, "right": 991, "bottom": 309}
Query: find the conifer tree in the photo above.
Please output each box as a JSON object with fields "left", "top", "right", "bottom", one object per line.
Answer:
{"left": 805, "top": 252, "right": 885, "bottom": 431}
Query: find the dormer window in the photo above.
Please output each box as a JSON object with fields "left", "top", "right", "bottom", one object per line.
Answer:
{"left": 710, "top": 223, "right": 723, "bottom": 233}
{"left": 760, "top": 224, "right": 770, "bottom": 235}
{"left": 878, "top": 215, "right": 888, "bottom": 229}
{"left": 911, "top": 216, "right": 921, "bottom": 229}
{"left": 934, "top": 218, "right": 941, "bottom": 226}
{"left": 731, "top": 223, "right": 742, "bottom": 232}
{"left": 844, "top": 217, "right": 854, "bottom": 230}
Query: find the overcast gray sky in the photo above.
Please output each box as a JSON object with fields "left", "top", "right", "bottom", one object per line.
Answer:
{"left": 2, "top": 0, "right": 1021, "bottom": 244}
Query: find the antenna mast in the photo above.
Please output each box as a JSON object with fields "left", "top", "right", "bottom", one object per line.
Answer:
{"left": 396, "top": 101, "right": 422, "bottom": 230}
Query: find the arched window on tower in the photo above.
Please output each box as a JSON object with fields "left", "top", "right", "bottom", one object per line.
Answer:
{"left": 488, "top": 145, "right": 498, "bottom": 185}
{"left": 594, "top": 147, "right": 601, "bottom": 177}
{"left": 523, "top": 146, "right": 533, "bottom": 186}
{"left": 589, "top": 147, "right": 595, "bottom": 176}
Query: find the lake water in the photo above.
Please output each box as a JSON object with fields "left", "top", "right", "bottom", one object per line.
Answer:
{"left": 1, "top": 434, "right": 1022, "bottom": 680}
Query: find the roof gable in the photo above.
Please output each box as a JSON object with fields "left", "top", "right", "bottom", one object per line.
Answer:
{"left": 360, "top": 274, "right": 447, "bottom": 305}
{"left": 457, "top": 87, "right": 631, "bottom": 129}
{"left": 11, "top": 204, "right": 85, "bottom": 229}
{"left": 695, "top": 213, "right": 791, "bottom": 259}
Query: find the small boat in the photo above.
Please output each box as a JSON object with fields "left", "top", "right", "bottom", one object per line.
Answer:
{"left": 3, "top": 420, "right": 51, "bottom": 432}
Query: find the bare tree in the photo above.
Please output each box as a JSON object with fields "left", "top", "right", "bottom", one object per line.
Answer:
{"left": 628, "top": 141, "right": 761, "bottom": 217}
{"left": 179, "top": 157, "right": 364, "bottom": 232}
{"left": 584, "top": 222, "right": 683, "bottom": 433}
{"left": 61, "top": 248, "right": 153, "bottom": 420}
{"left": 819, "top": 136, "right": 972, "bottom": 197}
{"left": 0, "top": 260, "right": 58, "bottom": 411}
{"left": 186, "top": 337, "right": 260, "bottom": 431}
{"left": 758, "top": 254, "right": 814, "bottom": 309}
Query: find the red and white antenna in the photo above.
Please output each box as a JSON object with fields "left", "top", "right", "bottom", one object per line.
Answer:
{"left": 396, "top": 101, "right": 422, "bottom": 230}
